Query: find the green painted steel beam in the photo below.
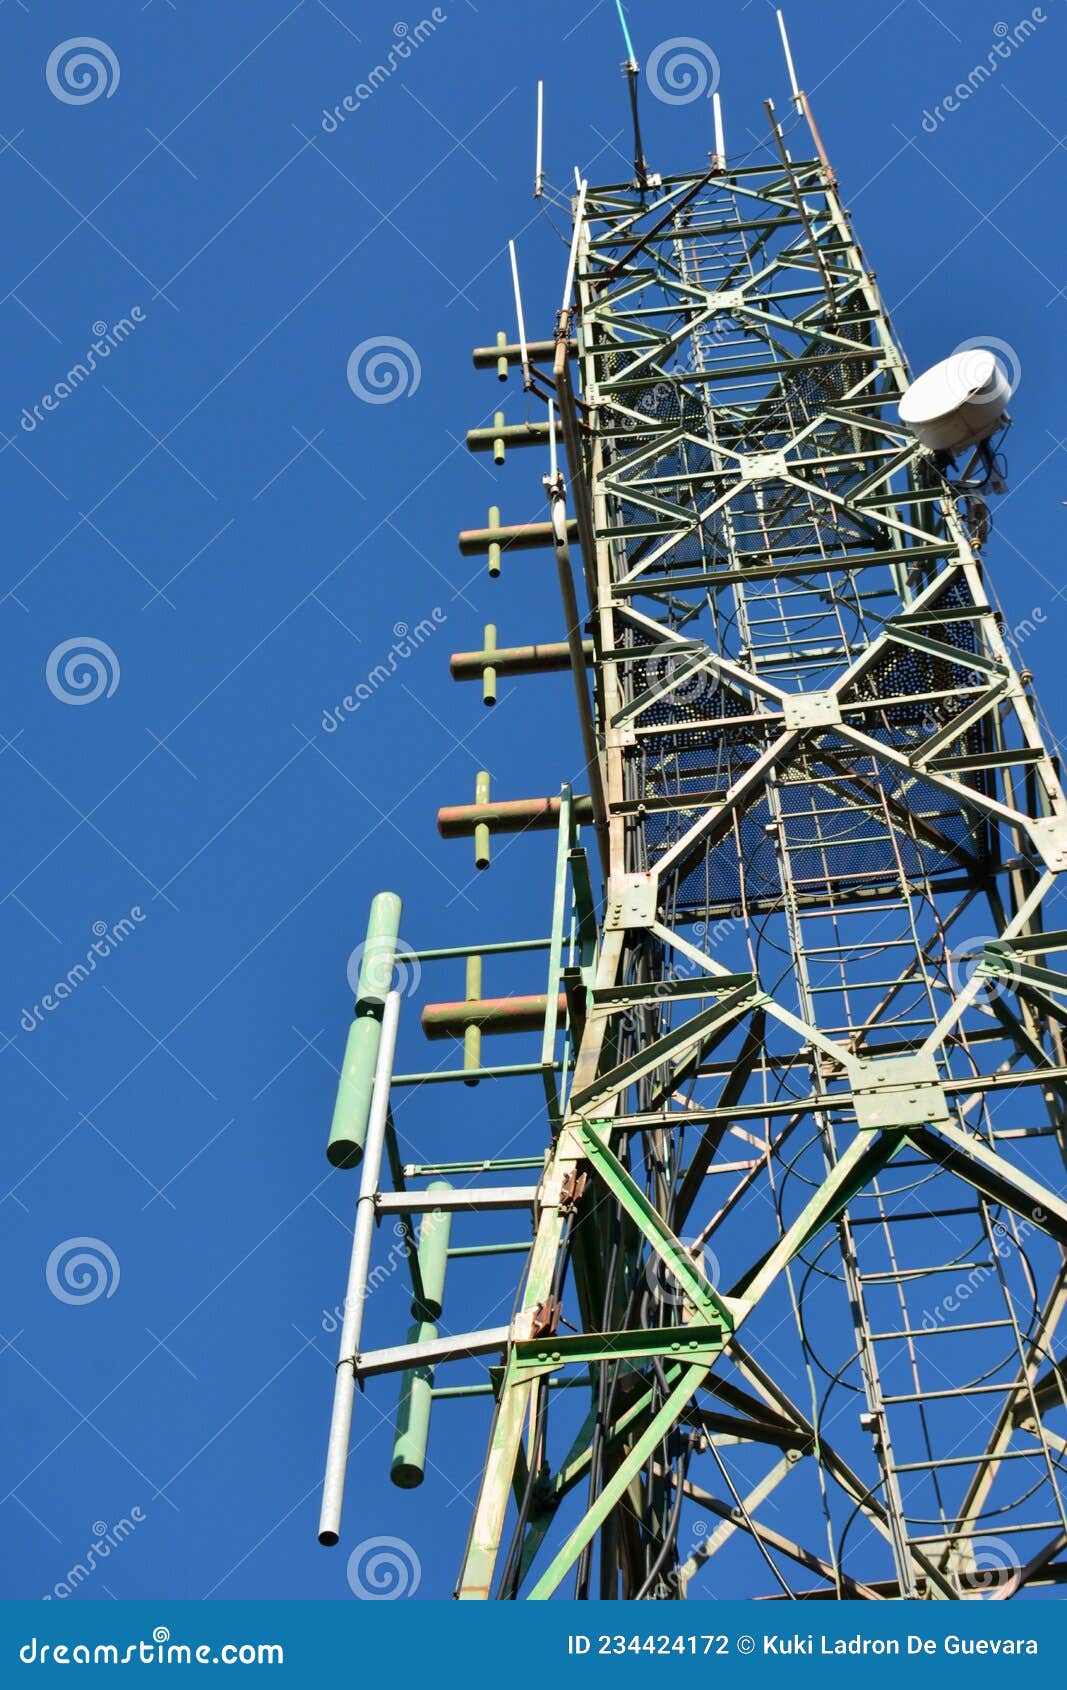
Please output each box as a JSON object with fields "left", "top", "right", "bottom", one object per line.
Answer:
{"left": 575, "top": 1120, "right": 737, "bottom": 1328}
{"left": 513, "top": 1323, "right": 724, "bottom": 1377}
{"left": 405, "top": 938, "right": 550, "bottom": 962}
{"left": 527, "top": 1364, "right": 708, "bottom": 1600}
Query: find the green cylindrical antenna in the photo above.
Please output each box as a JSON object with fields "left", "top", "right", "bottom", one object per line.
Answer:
{"left": 411, "top": 1183, "right": 453, "bottom": 1320}
{"left": 390, "top": 1321, "right": 436, "bottom": 1488}
{"left": 325, "top": 891, "right": 402, "bottom": 1168}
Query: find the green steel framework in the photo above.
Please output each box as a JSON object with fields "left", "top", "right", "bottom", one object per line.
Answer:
{"left": 318, "top": 82, "right": 1067, "bottom": 1601}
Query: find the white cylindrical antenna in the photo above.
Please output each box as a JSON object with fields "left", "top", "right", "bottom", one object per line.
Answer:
{"left": 318, "top": 989, "right": 401, "bottom": 1547}
{"left": 534, "top": 81, "right": 545, "bottom": 198}
{"left": 712, "top": 91, "right": 726, "bottom": 171}
{"left": 547, "top": 399, "right": 558, "bottom": 481}
{"left": 561, "top": 178, "right": 588, "bottom": 315}
{"left": 509, "top": 239, "right": 531, "bottom": 391}
{"left": 776, "top": 10, "right": 802, "bottom": 108}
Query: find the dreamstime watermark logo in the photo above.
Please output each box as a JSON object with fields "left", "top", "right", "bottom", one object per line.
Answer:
{"left": 919, "top": 598, "right": 1044, "bottom": 733}
{"left": 346, "top": 1535, "right": 421, "bottom": 1599}
{"left": 321, "top": 12, "right": 448, "bottom": 131}
{"left": 647, "top": 1515, "right": 711, "bottom": 1599}
{"left": 345, "top": 935, "right": 422, "bottom": 1000}
{"left": 621, "top": 380, "right": 676, "bottom": 432}
{"left": 43, "top": 1510, "right": 146, "bottom": 1600}
{"left": 693, "top": 913, "right": 743, "bottom": 948}
{"left": 645, "top": 1235, "right": 721, "bottom": 1312}
{"left": 19, "top": 1631, "right": 284, "bottom": 1666}
{"left": 46, "top": 38, "right": 120, "bottom": 105}
{"left": 322, "top": 1221, "right": 410, "bottom": 1329}
{"left": 1008, "top": 604, "right": 1046, "bottom": 644}
{"left": 21, "top": 311, "right": 146, "bottom": 433}
{"left": 321, "top": 611, "right": 445, "bottom": 730}
{"left": 920, "top": 11, "right": 1046, "bottom": 132}
{"left": 947, "top": 335, "right": 1021, "bottom": 403}
{"left": 646, "top": 38, "right": 720, "bottom": 105}
{"left": 921, "top": 1208, "right": 1045, "bottom": 1332}
{"left": 321, "top": 1215, "right": 446, "bottom": 1330}
{"left": 920, "top": 696, "right": 957, "bottom": 735}
{"left": 620, "top": 327, "right": 731, "bottom": 431}
{"left": 946, "top": 934, "right": 1021, "bottom": 1006}
{"left": 46, "top": 637, "right": 120, "bottom": 705}
{"left": 20, "top": 907, "right": 147, "bottom": 1035}
{"left": 346, "top": 336, "right": 421, "bottom": 404}
{"left": 46, "top": 1238, "right": 120, "bottom": 1306}
{"left": 644, "top": 644, "right": 720, "bottom": 712}
{"left": 617, "top": 922, "right": 741, "bottom": 1042}
{"left": 956, "top": 1535, "right": 1020, "bottom": 1593}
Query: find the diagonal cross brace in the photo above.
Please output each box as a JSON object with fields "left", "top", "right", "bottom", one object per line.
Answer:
{"left": 574, "top": 1119, "right": 738, "bottom": 1328}
{"left": 569, "top": 980, "right": 762, "bottom": 1117}
{"left": 527, "top": 1362, "right": 708, "bottom": 1600}
{"left": 908, "top": 1119, "right": 1067, "bottom": 1247}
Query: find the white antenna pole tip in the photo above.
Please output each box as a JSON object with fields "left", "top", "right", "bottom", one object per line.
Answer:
{"left": 712, "top": 91, "right": 726, "bottom": 171}
{"left": 534, "top": 80, "right": 545, "bottom": 198}
{"left": 776, "top": 10, "right": 803, "bottom": 106}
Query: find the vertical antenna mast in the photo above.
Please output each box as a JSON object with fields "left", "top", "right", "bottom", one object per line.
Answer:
{"left": 711, "top": 90, "right": 726, "bottom": 172}
{"left": 534, "top": 80, "right": 545, "bottom": 198}
{"left": 775, "top": 9, "right": 836, "bottom": 179}
{"left": 508, "top": 240, "right": 531, "bottom": 392}
{"left": 614, "top": 0, "right": 637, "bottom": 66}
{"left": 776, "top": 8, "right": 802, "bottom": 108}
{"left": 318, "top": 988, "right": 402, "bottom": 1546}
{"left": 561, "top": 178, "right": 587, "bottom": 317}
{"left": 615, "top": 0, "right": 650, "bottom": 190}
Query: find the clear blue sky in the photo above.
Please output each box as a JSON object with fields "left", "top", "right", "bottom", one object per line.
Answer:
{"left": 2, "top": 0, "right": 1066, "bottom": 1603}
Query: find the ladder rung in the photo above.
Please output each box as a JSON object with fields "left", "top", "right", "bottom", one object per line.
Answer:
{"left": 805, "top": 941, "right": 916, "bottom": 955}
{"left": 860, "top": 1263, "right": 991, "bottom": 1283}
{"left": 850, "top": 1206, "right": 980, "bottom": 1227}
{"left": 884, "top": 1383, "right": 1020, "bottom": 1404}
{"left": 892, "top": 1449, "right": 1042, "bottom": 1472}
{"left": 353, "top": 1326, "right": 511, "bottom": 1380}
{"left": 376, "top": 1187, "right": 537, "bottom": 1213}
{"left": 871, "top": 1320, "right": 1013, "bottom": 1340}
{"left": 911, "top": 1522, "right": 1064, "bottom": 1545}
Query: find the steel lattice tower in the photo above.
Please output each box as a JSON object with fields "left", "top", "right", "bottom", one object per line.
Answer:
{"left": 318, "top": 26, "right": 1067, "bottom": 1602}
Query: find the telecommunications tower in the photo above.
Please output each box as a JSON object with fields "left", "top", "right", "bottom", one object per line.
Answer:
{"left": 317, "top": 9, "right": 1067, "bottom": 1600}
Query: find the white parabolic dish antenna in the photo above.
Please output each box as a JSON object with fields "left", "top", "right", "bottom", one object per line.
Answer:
{"left": 898, "top": 349, "right": 1011, "bottom": 455}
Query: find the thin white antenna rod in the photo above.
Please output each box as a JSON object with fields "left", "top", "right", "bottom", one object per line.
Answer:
{"left": 776, "top": 10, "right": 802, "bottom": 108}
{"left": 534, "top": 81, "right": 545, "bottom": 198}
{"left": 561, "top": 179, "right": 588, "bottom": 315}
{"left": 318, "top": 990, "right": 401, "bottom": 1547}
{"left": 712, "top": 91, "right": 726, "bottom": 171}
{"left": 509, "top": 239, "right": 532, "bottom": 391}
{"left": 547, "top": 398, "right": 558, "bottom": 481}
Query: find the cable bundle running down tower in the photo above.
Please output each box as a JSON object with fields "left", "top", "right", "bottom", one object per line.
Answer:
{"left": 318, "top": 16, "right": 1067, "bottom": 1600}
